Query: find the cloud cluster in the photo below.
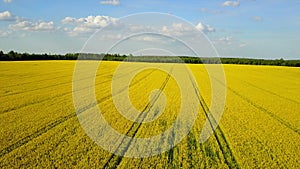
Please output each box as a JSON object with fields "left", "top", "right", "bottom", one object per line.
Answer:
{"left": 161, "top": 23, "right": 192, "bottom": 36}
{"left": 239, "top": 43, "right": 247, "bottom": 48}
{"left": 195, "top": 22, "right": 215, "bottom": 33}
{"left": 0, "top": 11, "right": 54, "bottom": 33}
{"left": 0, "top": 30, "right": 10, "bottom": 37}
{"left": 1, "top": 11, "right": 218, "bottom": 41}
{"left": 93, "top": 22, "right": 216, "bottom": 42}
{"left": 62, "top": 15, "right": 118, "bottom": 28}
{"left": 61, "top": 15, "right": 118, "bottom": 36}
{"left": 100, "top": 0, "right": 120, "bottom": 5}
{"left": 218, "top": 36, "right": 233, "bottom": 45}
{"left": 0, "top": 11, "right": 16, "bottom": 21}
{"left": 222, "top": 1, "right": 240, "bottom": 7}
{"left": 213, "top": 36, "right": 247, "bottom": 49}
{"left": 160, "top": 22, "right": 215, "bottom": 37}
{"left": 252, "top": 16, "right": 263, "bottom": 22}
{"left": 3, "top": 0, "right": 12, "bottom": 3}
{"left": 9, "top": 20, "right": 54, "bottom": 31}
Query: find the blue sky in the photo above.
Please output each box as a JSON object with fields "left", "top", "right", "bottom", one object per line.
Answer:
{"left": 0, "top": 0, "right": 299, "bottom": 59}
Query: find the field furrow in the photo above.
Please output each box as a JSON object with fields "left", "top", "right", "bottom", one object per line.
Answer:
{"left": 0, "top": 61, "right": 299, "bottom": 168}
{"left": 0, "top": 62, "right": 143, "bottom": 114}
{"left": 102, "top": 66, "right": 173, "bottom": 168}
{"left": 234, "top": 77, "right": 300, "bottom": 105}
{"left": 188, "top": 70, "right": 240, "bottom": 169}
{"left": 0, "top": 61, "right": 76, "bottom": 88}
{"left": 0, "top": 63, "right": 156, "bottom": 151}
{"left": 212, "top": 75, "right": 300, "bottom": 136}
{"left": 0, "top": 61, "right": 144, "bottom": 97}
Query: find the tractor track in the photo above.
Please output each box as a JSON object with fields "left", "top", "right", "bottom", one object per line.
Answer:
{"left": 0, "top": 113, "right": 74, "bottom": 158}
{"left": 186, "top": 129, "right": 201, "bottom": 168}
{"left": 1, "top": 70, "right": 107, "bottom": 98}
{"left": 2, "top": 61, "right": 110, "bottom": 88}
{"left": 0, "top": 67, "right": 158, "bottom": 158}
{"left": 0, "top": 64, "right": 140, "bottom": 98}
{"left": 2, "top": 67, "right": 77, "bottom": 88}
{"left": 102, "top": 66, "right": 174, "bottom": 169}
{"left": 188, "top": 71, "right": 240, "bottom": 169}
{"left": 211, "top": 75, "right": 300, "bottom": 136}
{"left": 234, "top": 77, "right": 300, "bottom": 105}
{"left": 0, "top": 66, "right": 144, "bottom": 114}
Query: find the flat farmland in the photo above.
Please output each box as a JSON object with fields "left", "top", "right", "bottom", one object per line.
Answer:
{"left": 0, "top": 61, "right": 299, "bottom": 168}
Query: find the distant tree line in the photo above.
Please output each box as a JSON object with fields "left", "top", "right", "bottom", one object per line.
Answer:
{"left": 219, "top": 57, "right": 300, "bottom": 67}
{"left": 0, "top": 50, "right": 299, "bottom": 67}
{"left": 0, "top": 51, "right": 79, "bottom": 60}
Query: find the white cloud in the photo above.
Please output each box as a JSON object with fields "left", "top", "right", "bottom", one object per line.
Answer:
{"left": 252, "top": 16, "right": 263, "bottom": 21}
{"left": 162, "top": 23, "right": 199, "bottom": 36}
{"left": 100, "top": 0, "right": 120, "bottom": 5}
{"left": 195, "top": 22, "right": 215, "bottom": 33}
{"left": 141, "top": 36, "right": 157, "bottom": 42}
{"left": 102, "top": 34, "right": 123, "bottom": 40}
{"left": 134, "top": 35, "right": 161, "bottom": 42}
{"left": 214, "top": 36, "right": 233, "bottom": 45}
{"left": 239, "top": 43, "right": 247, "bottom": 48}
{"left": 61, "top": 15, "right": 118, "bottom": 36}
{"left": 220, "top": 36, "right": 232, "bottom": 44}
{"left": 35, "top": 21, "right": 54, "bottom": 31}
{"left": 62, "top": 16, "right": 118, "bottom": 28}
{"left": 61, "top": 15, "right": 118, "bottom": 28}
{"left": 72, "top": 27, "right": 93, "bottom": 34}
{"left": 161, "top": 23, "right": 190, "bottom": 36}
{"left": 9, "top": 20, "right": 54, "bottom": 31}
{"left": 172, "top": 23, "right": 190, "bottom": 31}
{"left": 0, "top": 30, "right": 11, "bottom": 37}
{"left": 159, "top": 22, "right": 216, "bottom": 38}
{"left": 3, "top": 0, "right": 12, "bottom": 3}
{"left": 222, "top": 1, "right": 240, "bottom": 7}
{"left": 128, "top": 25, "right": 155, "bottom": 32}
{"left": 0, "top": 11, "right": 16, "bottom": 21}
{"left": 61, "top": 17, "right": 77, "bottom": 24}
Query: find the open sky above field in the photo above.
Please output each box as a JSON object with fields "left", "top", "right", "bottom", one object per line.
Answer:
{"left": 0, "top": 0, "right": 299, "bottom": 59}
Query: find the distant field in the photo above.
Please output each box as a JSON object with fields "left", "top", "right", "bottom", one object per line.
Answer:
{"left": 0, "top": 61, "right": 299, "bottom": 168}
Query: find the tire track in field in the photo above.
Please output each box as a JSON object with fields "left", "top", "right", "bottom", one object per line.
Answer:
{"left": 0, "top": 92, "right": 71, "bottom": 115}
{"left": 188, "top": 72, "right": 240, "bottom": 169}
{"left": 2, "top": 62, "right": 115, "bottom": 90}
{"left": 74, "top": 67, "right": 159, "bottom": 115}
{"left": 234, "top": 77, "right": 300, "bottom": 105}
{"left": 186, "top": 130, "right": 203, "bottom": 168}
{"left": 0, "top": 66, "right": 144, "bottom": 114}
{"left": 2, "top": 67, "right": 76, "bottom": 88}
{"left": 0, "top": 68, "right": 158, "bottom": 158}
{"left": 0, "top": 113, "right": 74, "bottom": 158}
{"left": 0, "top": 63, "right": 126, "bottom": 97}
{"left": 166, "top": 127, "right": 176, "bottom": 167}
{"left": 102, "top": 66, "right": 173, "bottom": 169}
{"left": 0, "top": 65, "right": 141, "bottom": 98}
{"left": 1, "top": 75, "right": 87, "bottom": 98}
{"left": 211, "top": 76, "right": 300, "bottom": 136}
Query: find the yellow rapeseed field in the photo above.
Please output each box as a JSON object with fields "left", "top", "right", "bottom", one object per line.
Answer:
{"left": 0, "top": 61, "right": 299, "bottom": 168}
